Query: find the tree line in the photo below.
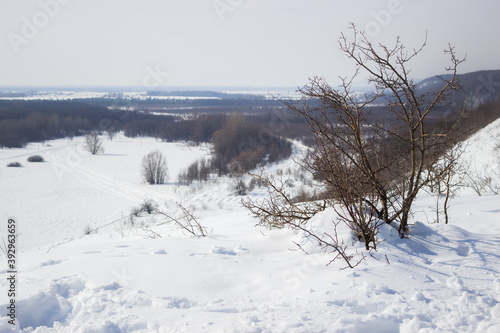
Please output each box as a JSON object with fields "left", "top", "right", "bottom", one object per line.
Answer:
{"left": 0, "top": 100, "right": 112, "bottom": 148}
{"left": 0, "top": 100, "right": 295, "bottom": 176}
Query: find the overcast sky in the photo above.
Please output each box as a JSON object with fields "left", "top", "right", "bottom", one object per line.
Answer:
{"left": 1, "top": 0, "right": 499, "bottom": 88}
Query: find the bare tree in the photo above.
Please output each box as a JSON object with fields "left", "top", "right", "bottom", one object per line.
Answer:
{"left": 283, "top": 25, "right": 466, "bottom": 237}
{"left": 199, "top": 158, "right": 210, "bottom": 182}
{"left": 234, "top": 178, "right": 248, "bottom": 196}
{"left": 428, "top": 143, "right": 467, "bottom": 224}
{"left": 85, "top": 132, "right": 104, "bottom": 155}
{"left": 243, "top": 26, "right": 470, "bottom": 270}
{"left": 142, "top": 150, "right": 168, "bottom": 185}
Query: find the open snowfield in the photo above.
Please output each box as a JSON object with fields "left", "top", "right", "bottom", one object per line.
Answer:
{"left": 0, "top": 120, "right": 500, "bottom": 332}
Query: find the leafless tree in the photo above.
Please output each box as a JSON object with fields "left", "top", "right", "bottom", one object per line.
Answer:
{"left": 427, "top": 143, "right": 468, "bottom": 224}
{"left": 243, "top": 26, "right": 470, "bottom": 269}
{"left": 284, "top": 25, "right": 467, "bottom": 237}
{"left": 243, "top": 26, "right": 470, "bottom": 270}
{"left": 199, "top": 158, "right": 210, "bottom": 182}
{"left": 85, "top": 132, "right": 104, "bottom": 155}
{"left": 142, "top": 150, "right": 168, "bottom": 185}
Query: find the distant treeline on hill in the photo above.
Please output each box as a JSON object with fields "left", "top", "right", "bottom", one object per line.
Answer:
{"left": 0, "top": 100, "right": 299, "bottom": 172}
{"left": 0, "top": 100, "right": 111, "bottom": 147}
{"left": 147, "top": 90, "right": 268, "bottom": 100}
{"left": 0, "top": 100, "right": 176, "bottom": 148}
{"left": 70, "top": 96, "right": 287, "bottom": 115}
{"left": 1, "top": 90, "right": 500, "bottom": 170}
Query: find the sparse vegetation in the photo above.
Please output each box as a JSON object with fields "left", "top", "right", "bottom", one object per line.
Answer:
{"left": 27, "top": 155, "right": 44, "bottom": 162}
{"left": 211, "top": 114, "right": 292, "bottom": 176}
{"left": 157, "top": 202, "right": 210, "bottom": 237}
{"left": 244, "top": 27, "right": 470, "bottom": 267}
{"left": 427, "top": 143, "right": 468, "bottom": 224}
{"left": 291, "top": 27, "right": 466, "bottom": 237}
{"left": 234, "top": 179, "right": 248, "bottom": 196}
{"left": 178, "top": 158, "right": 211, "bottom": 185}
{"left": 141, "top": 199, "right": 158, "bottom": 214}
{"left": 466, "top": 165, "right": 500, "bottom": 196}
{"left": 83, "top": 225, "right": 93, "bottom": 235}
{"left": 242, "top": 173, "right": 327, "bottom": 230}
{"left": 132, "top": 199, "right": 159, "bottom": 216}
{"left": 7, "top": 161, "right": 22, "bottom": 167}
{"left": 85, "top": 132, "right": 104, "bottom": 155}
{"left": 142, "top": 150, "right": 168, "bottom": 185}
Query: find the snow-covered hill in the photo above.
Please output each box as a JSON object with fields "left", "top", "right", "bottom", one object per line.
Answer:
{"left": 0, "top": 127, "right": 499, "bottom": 332}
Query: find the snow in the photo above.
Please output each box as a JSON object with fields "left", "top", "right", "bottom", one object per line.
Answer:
{"left": 0, "top": 91, "right": 223, "bottom": 101}
{"left": 0, "top": 123, "right": 499, "bottom": 332}
{"left": 462, "top": 117, "right": 500, "bottom": 186}
{"left": 0, "top": 136, "right": 211, "bottom": 251}
{"left": 0, "top": 89, "right": 303, "bottom": 102}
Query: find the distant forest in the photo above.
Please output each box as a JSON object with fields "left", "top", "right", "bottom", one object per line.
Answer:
{"left": 0, "top": 98, "right": 307, "bottom": 173}
{"left": 1, "top": 83, "right": 500, "bottom": 170}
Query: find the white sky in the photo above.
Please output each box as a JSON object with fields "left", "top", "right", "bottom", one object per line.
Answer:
{"left": 1, "top": 0, "right": 499, "bottom": 88}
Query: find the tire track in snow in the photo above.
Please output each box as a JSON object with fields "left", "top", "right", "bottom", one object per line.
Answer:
{"left": 47, "top": 146, "right": 176, "bottom": 205}
{"left": 0, "top": 141, "right": 81, "bottom": 161}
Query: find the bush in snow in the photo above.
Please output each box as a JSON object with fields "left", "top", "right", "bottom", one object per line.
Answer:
{"left": 83, "top": 225, "right": 93, "bottom": 235}
{"left": 27, "top": 155, "right": 44, "bottom": 162}
{"left": 234, "top": 179, "right": 248, "bottom": 196}
{"left": 7, "top": 161, "right": 22, "bottom": 167}
{"left": 142, "top": 150, "right": 168, "bottom": 185}
{"left": 466, "top": 167, "right": 500, "bottom": 196}
{"left": 85, "top": 132, "right": 104, "bottom": 155}
{"left": 131, "top": 206, "right": 142, "bottom": 217}
{"left": 132, "top": 199, "right": 159, "bottom": 216}
{"left": 141, "top": 199, "right": 158, "bottom": 214}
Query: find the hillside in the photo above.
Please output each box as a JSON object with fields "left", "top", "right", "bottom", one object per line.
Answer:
{"left": 0, "top": 121, "right": 500, "bottom": 331}
{"left": 416, "top": 69, "right": 500, "bottom": 106}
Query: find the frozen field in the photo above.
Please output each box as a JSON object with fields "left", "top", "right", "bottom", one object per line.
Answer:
{"left": 0, "top": 121, "right": 499, "bottom": 332}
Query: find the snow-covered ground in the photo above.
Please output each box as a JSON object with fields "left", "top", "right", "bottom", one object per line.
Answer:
{"left": 0, "top": 121, "right": 499, "bottom": 332}
{"left": 0, "top": 90, "right": 298, "bottom": 101}
{"left": 0, "top": 91, "right": 223, "bottom": 101}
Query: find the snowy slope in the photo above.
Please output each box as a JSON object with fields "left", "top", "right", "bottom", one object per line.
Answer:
{"left": 0, "top": 127, "right": 499, "bottom": 332}
{"left": 0, "top": 136, "right": 211, "bottom": 251}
